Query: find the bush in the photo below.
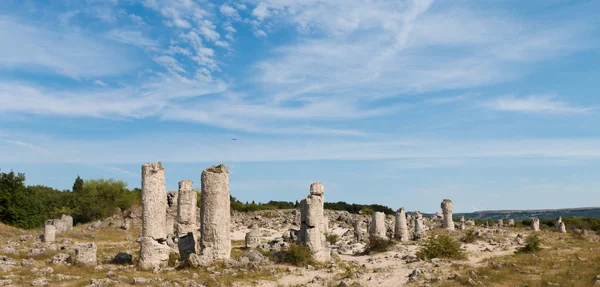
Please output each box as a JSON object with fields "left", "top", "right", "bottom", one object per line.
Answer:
{"left": 364, "top": 236, "right": 395, "bottom": 254}
{"left": 360, "top": 207, "right": 374, "bottom": 216}
{"left": 461, "top": 229, "right": 480, "bottom": 243}
{"left": 416, "top": 235, "right": 466, "bottom": 260}
{"left": 326, "top": 234, "right": 339, "bottom": 245}
{"left": 516, "top": 234, "right": 542, "bottom": 254}
{"left": 278, "top": 244, "right": 313, "bottom": 266}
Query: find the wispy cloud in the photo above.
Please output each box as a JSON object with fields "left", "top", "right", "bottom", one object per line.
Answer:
{"left": 482, "top": 95, "right": 591, "bottom": 114}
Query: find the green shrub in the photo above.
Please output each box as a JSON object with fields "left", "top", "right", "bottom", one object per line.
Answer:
{"left": 326, "top": 234, "right": 339, "bottom": 245}
{"left": 416, "top": 235, "right": 466, "bottom": 260}
{"left": 516, "top": 234, "right": 542, "bottom": 254}
{"left": 364, "top": 236, "right": 395, "bottom": 254}
{"left": 360, "top": 207, "right": 374, "bottom": 216}
{"left": 461, "top": 229, "right": 480, "bottom": 243}
{"left": 279, "top": 244, "right": 313, "bottom": 267}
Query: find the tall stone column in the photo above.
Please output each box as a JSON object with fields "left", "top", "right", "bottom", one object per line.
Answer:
{"left": 394, "top": 208, "right": 409, "bottom": 242}
{"left": 199, "top": 164, "right": 231, "bottom": 261}
{"left": 508, "top": 219, "right": 515, "bottom": 227}
{"left": 177, "top": 180, "right": 197, "bottom": 237}
{"left": 369, "top": 212, "right": 387, "bottom": 239}
{"left": 298, "top": 182, "right": 330, "bottom": 262}
{"left": 498, "top": 219, "right": 504, "bottom": 227}
{"left": 353, "top": 220, "right": 363, "bottom": 242}
{"left": 138, "top": 162, "right": 170, "bottom": 271}
{"left": 414, "top": 211, "right": 423, "bottom": 239}
{"left": 441, "top": 199, "right": 455, "bottom": 231}
{"left": 532, "top": 218, "right": 540, "bottom": 231}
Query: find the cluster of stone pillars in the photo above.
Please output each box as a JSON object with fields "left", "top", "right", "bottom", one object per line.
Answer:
{"left": 297, "top": 182, "right": 331, "bottom": 262}
{"left": 138, "top": 162, "right": 231, "bottom": 271}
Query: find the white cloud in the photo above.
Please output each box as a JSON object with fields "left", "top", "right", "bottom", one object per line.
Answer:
{"left": 253, "top": 29, "right": 266, "bottom": 37}
{"left": 93, "top": 80, "right": 108, "bottom": 86}
{"left": 220, "top": 4, "right": 240, "bottom": 19}
{"left": 482, "top": 96, "right": 591, "bottom": 114}
{"left": 105, "top": 29, "right": 158, "bottom": 48}
{"left": 129, "top": 14, "right": 145, "bottom": 25}
{"left": 0, "top": 17, "right": 142, "bottom": 79}
{"left": 252, "top": 2, "right": 269, "bottom": 21}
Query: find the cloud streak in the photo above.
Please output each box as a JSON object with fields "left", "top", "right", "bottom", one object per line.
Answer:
{"left": 482, "top": 96, "right": 591, "bottom": 114}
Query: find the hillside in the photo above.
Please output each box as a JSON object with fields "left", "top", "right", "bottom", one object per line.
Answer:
{"left": 454, "top": 207, "right": 600, "bottom": 221}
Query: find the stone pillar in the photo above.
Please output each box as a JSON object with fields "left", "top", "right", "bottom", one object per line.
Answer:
{"left": 245, "top": 225, "right": 261, "bottom": 249}
{"left": 138, "top": 162, "right": 170, "bottom": 271}
{"left": 369, "top": 212, "right": 387, "bottom": 239}
{"left": 508, "top": 219, "right": 515, "bottom": 227}
{"left": 353, "top": 220, "right": 363, "bottom": 242}
{"left": 555, "top": 217, "right": 562, "bottom": 232}
{"left": 298, "top": 182, "right": 330, "bottom": 262}
{"left": 414, "top": 211, "right": 423, "bottom": 239}
{"left": 44, "top": 221, "right": 56, "bottom": 244}
{"left": 177, "top": 180, "right": 197, "bottom": 237}
{"left": 199, "top": 164, "right": 231, "bottom": 261}
{"left": 441, "top": 199, "right": 455, "bottom": 231}
{"left": 532, "top": 218, "right": 540, "bottom": 231}
{"left": 322, "top": 216, "right": 330, "bottom": 235}
{"left": 75, "top": 243, "right": 97, "bottom": 267}
{"left": 559, "top": 222, "right": 567, "bottom": 233}
{"left": 498, "top": 219, "right": 504, "bottom": 227}
{"left": 394, "top": 208, "right": 409, "bottom": 242}
{"left": 459, "top": 216, "right": 466, "bottom": 230}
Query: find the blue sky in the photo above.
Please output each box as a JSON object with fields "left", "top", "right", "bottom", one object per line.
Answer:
{"left": 1, "top": 0, "right": 599, "bottom": 213}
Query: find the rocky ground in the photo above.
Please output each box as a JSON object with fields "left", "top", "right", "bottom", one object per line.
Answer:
{"left": 0, "top": 207, "right": 597, "bottom": 287}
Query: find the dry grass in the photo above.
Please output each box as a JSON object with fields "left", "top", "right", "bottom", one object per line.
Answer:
{"left": 436, "top": 232, "right": 600, "bottom": 287}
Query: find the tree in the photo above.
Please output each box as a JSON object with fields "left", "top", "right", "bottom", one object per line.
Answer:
{"left": 72, "top": 175, "right": 84, "bottom": 193}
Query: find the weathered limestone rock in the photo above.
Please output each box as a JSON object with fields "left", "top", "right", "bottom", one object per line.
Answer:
{"left": 498, "top": 219, "right": 504, "bottom": 227}
{"left": 532, "top": 218, "right": 540, "bottom": 231}
{"left": 199, "top": 164, "right": 231, "bottom": 261}
{"left": 75, "top": 243, "right": 97, "bottom": 267}
{"left": 44, "top": 221, "right": 56, "bottom": 244}
{"left": 458, "top": 216, "right": 466, "bottom": 230}
{"left": 177, "top": 180, "right": 197, "bottom": 237}
{"left": 414, "top": 211, "right": 423, "bottom": 239}
{"left": 298, "top": 182, "right": 330, "bottom": 262}
{"left": 559, "top": 222, "right": 567, "bottom": 233}
{"left": 166, "top": 191, "right": 178, "bottom": 237}
{"left": 353, "top": 220, "right": 364, "bottom": 242}
{"left": 178, "top": 232, "right": 197, "bottom": 262}
{"left": 508, "top": 219, "right": 515, "bottom": 227}
{"left": 555, "top": 217, "right": 563, "bottom": 232}
{"left": 394, "top": 208, "right": 409, "bottom": 242}
{"left": 369, "top": 212, "right": 387, "bottom": 239}
{"left": 441, "top": 199, "right": 455, "bottom": 231}
{"left": 54, "top": 215, "right": 73, "bottom": 234}
{"left": 245, "top": 225, "right": 261, "bottom": 249}
{"left": 138, "top": 162, "right": 170, "bottom": 271}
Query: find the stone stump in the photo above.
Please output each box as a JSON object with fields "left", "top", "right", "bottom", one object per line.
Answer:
{"left": 353, "top": 220, "right": 363, "bottom": 242}
{"left": 298, "top": 182, "right": 330, "bottom": 262}
{"left": 498, "top": 219, "right": 504, "bottom": 227}
{"left": 138, "top": 162, "right": 170, "bottom": 271}
{"left": 441, "top": 199, "right": 455, "bottom": 231}
{"left": 199, "top": 164, "right": 231, "bottom": 261}
{"left": 75, "top": 243, "right": 97, "bottom": 267}
{"left": 245, "top": 225, "right": 261, "bottom": 249}
{"left": 559, "top": 222, "right": 567, "bottom": 233}
{"left": 508, "top": 219, "right": 515, "bottom": 227}
{"left": 394, "top": 208, "right": 409, "bottom": 242}
{"left": 532, "top": 218, "right": 540, "bottom": 231}
{"left": 44, "top": 221, "right": 56, "bottom": 244}
{"left": 555, "top": 217, "right": 563, "bottom": 232}
{"left": 459, "top": 216, "right": 466, "bottom": 230}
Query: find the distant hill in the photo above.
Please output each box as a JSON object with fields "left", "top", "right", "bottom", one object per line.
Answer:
{"left": 453, "top": 207, "right": 600, "bottom": 221}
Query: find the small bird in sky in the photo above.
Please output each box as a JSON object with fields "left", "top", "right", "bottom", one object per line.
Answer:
{"left": 231, "top": 138, "right": 237, "bottom": 140}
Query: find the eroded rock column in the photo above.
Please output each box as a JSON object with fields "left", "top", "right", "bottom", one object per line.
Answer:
{"left": 138, "top": 162, "right": 170, "bottom": 271}
{"left": 394, "top": 208, "right": 409, "bottom": 242}
{"left": 298, "top": 182, "right": 330, "bottom": 262}
{"left": 177, "top": 180, "right": 197, "bottom": 237}
{"left": 199, "top": 164, "right": 231, "bottom": 261}
{"left": 245, "top": 225, "right": 261, "bottom": 249}
{"left": 508, "top": 219, "right": 515, "bottom": 227}
{"left": 44, "top": 221, "right": 56, "bottom": 244}
{"left": 369, "top": 212, "right": 387, "bottom": 239}
{"left": 441, "top": 199, "right": 455, "bottom": 231}
{"left": 459, "top": 216, "right": 466, "bottom": 230}
{"left": 559, "top": 222, "right": 567, "bottom": 233}
{"left": 414, "top": 211, "right": 423, "bottom": 239}
{"left": 555, "top": 217, "right": 562, "bottom": 232}
{"left": 532, "top": 218, "right": 540, "bottom": 231}
{"left": 498, "top": 219, "right": 504, "bottom": 227}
